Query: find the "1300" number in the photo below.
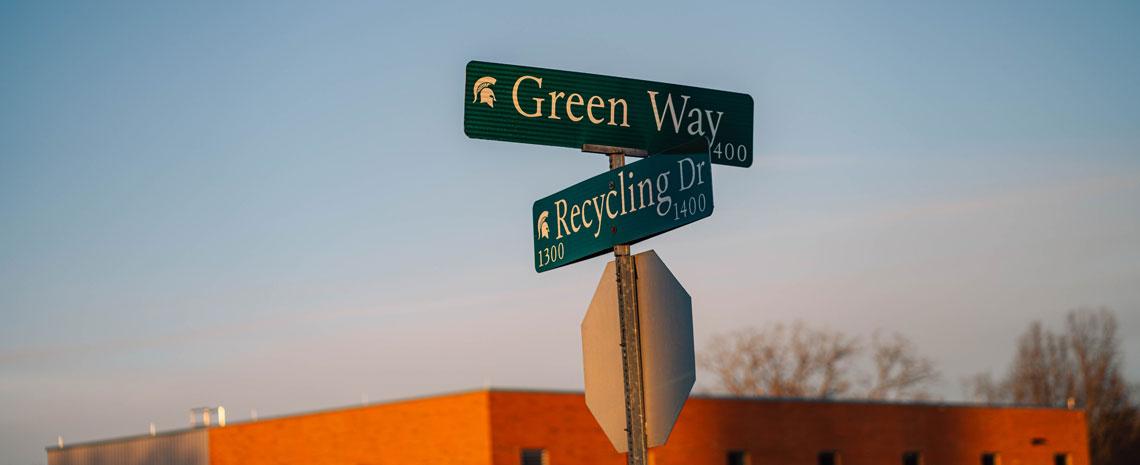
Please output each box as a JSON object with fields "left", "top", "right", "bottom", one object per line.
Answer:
{"left": 537, "top": 242, "right": 565, "bottom": 267}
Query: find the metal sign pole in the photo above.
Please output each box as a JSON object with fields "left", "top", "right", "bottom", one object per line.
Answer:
{"left": 609, "top": 151, "right": 650, "bottom": 465}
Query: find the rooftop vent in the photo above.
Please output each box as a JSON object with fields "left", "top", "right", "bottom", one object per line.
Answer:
{"left": 188, "top": 406, "right": 226, "bottom": 428}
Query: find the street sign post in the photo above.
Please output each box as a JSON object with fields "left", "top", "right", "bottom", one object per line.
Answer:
{"left": 582, "top": 250, "right": 695, "bottom": 453}
{"left": 532, "top": 152, "right": 714, "bottom": 273}
{"left": 465, "top": 61, "right": 754, "bottom": 167}
{"left": 462, "top": 58, "right": 750, "bottom": 465}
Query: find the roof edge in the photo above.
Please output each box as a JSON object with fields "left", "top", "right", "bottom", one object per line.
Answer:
{"left": 47, "top": 387, "right": 495, "bottom": 451}
{"left": 46, "top": 386, "right": 1081, "bottom": 451}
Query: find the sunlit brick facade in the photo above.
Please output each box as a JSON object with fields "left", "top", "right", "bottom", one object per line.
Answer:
{"left": 50, "top": 389, "right": 1089, "bottom": 465}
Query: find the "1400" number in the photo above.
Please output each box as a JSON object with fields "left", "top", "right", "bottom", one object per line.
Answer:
{"left": 673, "top": 193, "right": 708, "bottom": 220}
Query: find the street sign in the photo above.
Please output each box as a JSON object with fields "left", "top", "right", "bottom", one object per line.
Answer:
{"left": 464, "top": 61, "right": 755, "bottom": 167}
{"left": 582, "top": 250, "right": 695, "bottom": 452}
{"left": 532, "top": 152, "right": 714, "bottom": 273}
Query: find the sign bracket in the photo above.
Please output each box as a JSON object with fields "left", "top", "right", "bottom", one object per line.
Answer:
{"left": 585, "top": 145, "right": 648, "bottom": 157}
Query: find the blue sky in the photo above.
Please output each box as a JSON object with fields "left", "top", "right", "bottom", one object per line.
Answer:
{"left": 3, "top": 1, "right": 1140, "bottom": 464}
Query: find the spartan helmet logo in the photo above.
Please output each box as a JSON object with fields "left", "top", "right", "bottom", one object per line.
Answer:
{"left": 472, "top": 76, "right": 496, "bottom": 108}
{"left": 536, "top": 211, "right": 550, "bottom": 240}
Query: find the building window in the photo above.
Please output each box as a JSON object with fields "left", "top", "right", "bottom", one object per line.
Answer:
{"left": 727, "top": 450, "right": 750, "bottom": 465}
{"left": 1055, "top": 453, "right": 1072, "bottom": 465}
{"left": 981, "top": 452, "right": 1001, "bottom": 465}
{"left": 521, "top": 448, "right": 547, "bottom": 465}
{"left": 819, "top": 450, "right": 841, "bottom": 465}
{"left": 903, "top": 451, "right": 923, "bottom": 465}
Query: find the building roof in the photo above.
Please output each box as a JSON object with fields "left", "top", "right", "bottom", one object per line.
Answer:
{"left": 47, "top": 386, "right": 1078, "bottom": 451}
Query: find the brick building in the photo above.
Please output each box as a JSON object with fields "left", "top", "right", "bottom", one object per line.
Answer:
{"left": 48, "top": 388, "right": 1089, "bottom": 465}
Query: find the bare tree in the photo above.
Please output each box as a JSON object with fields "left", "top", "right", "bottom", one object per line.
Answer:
{"left": 1066, "top": 309, "right": 1139, "bottom": 465}
{"left": 962, "top": 372, "right": 1008, "bottom": 404}
{"left": 864, "top": 331, "right": 940, "bottom": 401}
{"left": 1006, "top": 321, "right": 1076, "bottom": 406}
{"left": 699, "top": 322, "right": 859, "bottom": 398}
{"left": 964, "top": 307, "right": 1140, "bottom": 465}
{"left": 700, "top": 322, "right": 937, "bottom": 400}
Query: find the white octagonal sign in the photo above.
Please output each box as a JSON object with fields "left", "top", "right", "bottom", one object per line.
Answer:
{"left": 581, "top": 250, "right": 695, "bottom": 452}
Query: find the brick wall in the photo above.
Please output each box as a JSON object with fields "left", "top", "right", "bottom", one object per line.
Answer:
{"left": 209, "top": 390, "right": 492, "bottom": 465}
{"left": 190, "top": 389, "right": 1088, "bottom": 465}
{"left": 486, "top": 390, "right": 1089, "bottom": 465}
{"left": 489, "top": 390, "right": 627, "bottom": 465}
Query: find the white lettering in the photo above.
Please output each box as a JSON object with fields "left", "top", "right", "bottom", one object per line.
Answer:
{"left": 547, "top": 91, "right": 566, "bottom": 119}
{"left": 587, "top": 96, "right": 605, "bottom": 124}
{"left": 554, "top": 199, "right": 569, "bottom": 239}
{"left": 646, "top": 91, "right": 689, "bottom": 133}
{"left": 513, "top": 76, "right": 544, "bottom": 118}
{"left": 605, "top": 191, "right": 619, "bottom": 219}
{"left": 566, "top": 93, "right": 584, "bottom": 122}
{"left": 608, "top": 98, "right": 629, "bottom": 127}
{"left": 686, "top": 108, "right": 704, "bottom": 136}
{"left": 677, "top": 157, "right": 697, "bottom": 191}
{"left": 655, "top": 172, "right": 671, "bottom": 216}
{"left": 569, "top": 203, "right": 581, "bottom": 232}
{"left": 704, "top": 109, "right": 724, "bottom": 146}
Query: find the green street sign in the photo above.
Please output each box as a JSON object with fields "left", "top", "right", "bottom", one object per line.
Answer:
{"left": 465, "top": 61, "right": 754, "bottom": 167}
{"left": 532, "top": 152, "right": 714, "bottom": 273}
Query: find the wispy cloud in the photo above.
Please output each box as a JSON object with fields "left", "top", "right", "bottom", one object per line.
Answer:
{"left": 726, "top": 170, "right": 1140, "bottom": 244}
{"left": 870, "top": 172, "right": 1140, "bottom": 225}
{"left": 0, "top": 276, "right": 566, "bottom": 367}
{"left": 754, "top": 154, "right": 857, "bottom": 170}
